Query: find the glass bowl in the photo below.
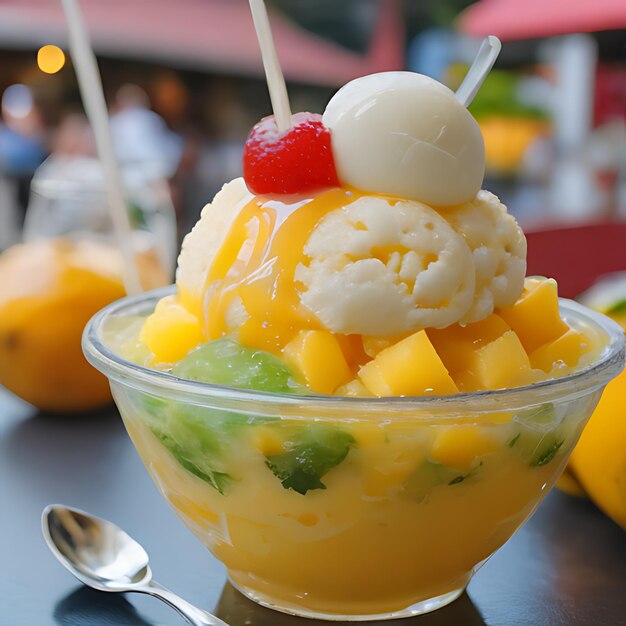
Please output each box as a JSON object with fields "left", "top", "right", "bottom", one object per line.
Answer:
{"left": 83, "top": 287, "right": 624, "bottom": 621}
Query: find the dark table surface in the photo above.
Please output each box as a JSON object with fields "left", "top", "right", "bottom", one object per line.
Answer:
{"left": 2, "top": 389, "right": 625, "bottom": 626}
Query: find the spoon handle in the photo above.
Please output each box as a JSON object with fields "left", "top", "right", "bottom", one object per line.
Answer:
{"left": 138, "top": 580, "right": 229, "bottom": 626}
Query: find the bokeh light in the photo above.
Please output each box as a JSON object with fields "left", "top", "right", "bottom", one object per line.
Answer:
{"left": 37, "top": 44, "right": 66, "bottom": 74}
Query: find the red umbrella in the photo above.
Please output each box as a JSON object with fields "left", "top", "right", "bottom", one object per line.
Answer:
{"left": 0, "top": 0, "right": 403, "bottom": 86}
{"left": 459, "top": 0, "right": 626, "bottom": 41}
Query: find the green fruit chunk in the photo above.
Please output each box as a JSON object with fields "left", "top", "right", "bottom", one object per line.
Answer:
{"left": 133, "top": 340, "right": 307, "bottom": 494}
{"left": 141, "top": 397, "right": 246, "bottom": 495}
{"left": 153, "top": 428, "right": 232, "bottom": 494}
{"left": 508, "top": 404, "right": 566, "bottom": 467}
{"left": 404, "top": 460, "right": 479, "bottom": 503}
{"left": 266, "top": 424, "right": 356, "bottom": 495}
{"left": 172, "top": 338, "right": 306, "bottom": 394}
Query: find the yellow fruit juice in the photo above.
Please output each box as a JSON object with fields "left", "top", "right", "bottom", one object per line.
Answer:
{"left": 111, "top": 377, "right": 596, "bottom": 617}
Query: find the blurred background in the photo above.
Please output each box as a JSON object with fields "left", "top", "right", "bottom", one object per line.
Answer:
{"left": 0, "top": 0, "right": 624, "bottom": 249}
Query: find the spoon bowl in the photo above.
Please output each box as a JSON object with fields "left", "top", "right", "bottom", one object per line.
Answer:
{"left": 43, "top": 505, "right": 151, "bottom": 591}
{"left": 42, "top": 504, "right": 227, "bottom": 626}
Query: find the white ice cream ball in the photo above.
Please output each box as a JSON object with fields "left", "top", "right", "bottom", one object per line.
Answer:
{"left": 323, "top": 72, "right": 485, "bottom": 206}
{"left": 446, "top": 191, "right": 527, "bottom": 324}
{"left": 296, "top": 195, "right": 476, "bottom": 336}
{"left": 176, "top": 177, "right": 254, "bottom": 301}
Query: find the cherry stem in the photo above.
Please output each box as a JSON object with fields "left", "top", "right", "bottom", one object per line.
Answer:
{"left": 249, "top": 0, "right": 292, "bottom": 133}
{"left": 456, "top": 35, "right": 502, "bottom": 108}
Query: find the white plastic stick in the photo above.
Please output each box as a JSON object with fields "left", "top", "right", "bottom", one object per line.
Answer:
{"left": 249, "top": 0, "right": 292, "bottom": 132}
{"left": 61, "top": 0, "right": 142, "bottom": 295}
{"left": 456, "top": 36, "right": 502, "bottom": 108}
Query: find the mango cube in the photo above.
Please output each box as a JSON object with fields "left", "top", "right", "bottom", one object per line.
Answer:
{"left": 141, "top": 295, "right": 204, "bottom": 363}
{"left": 430, "top": 426, "right": 500, "bottom": 470}
{"left": 471, "top": 330, "right": 535, "bottom": 390}
{"left": 251, "top": 426, "right": 285, "bottom": 456}
{"left": 361, "top": 334, "right": 410, "bottom": 358}
{"left": 428, "top": 314, "right": 511, "bottom": 377}
{"left": 335, "top": 334, "right": 370, "bottom": 369}
{"left": 529, "top": 328, "right": 590, "bottom": 372}
{"left": 238, "top": 318, "right": 294, "bottom": 355}
{"left": 497, "top": 277, "right": 569, "bottom": 353}
{"left": 358, "top": 330, "right": 458, "bottom": 397}
{"left": 283, "top": 330, "right": 351, "bottom": 394}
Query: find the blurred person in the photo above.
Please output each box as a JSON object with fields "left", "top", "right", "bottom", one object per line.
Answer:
{"left": 0, "top": 84, "right": 47, "bottom": 248}
{"left": 110, "top": 83, "right": 183, "bottom": 180}
{"left": 50, "top": 111, "right": 97, "bottom": 157}
{"left": 108, "top": 85, "right": 182, "bottom": 267}
{"left": 0, "top": 84, "right": 47, "bottom": 177}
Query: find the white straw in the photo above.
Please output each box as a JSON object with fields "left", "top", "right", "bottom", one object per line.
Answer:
{"left": 61, "top": 0, "right": 142, "bottom": 295}
{"left": 456, "top": 36, "right": 502, "bottom": 108}
{"left": 249, "top": 0, "right": 292, "bottom": 133}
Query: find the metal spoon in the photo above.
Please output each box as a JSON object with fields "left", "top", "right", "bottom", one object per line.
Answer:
{"left": 42, "top": 504, "right": 228, "bottom": 626}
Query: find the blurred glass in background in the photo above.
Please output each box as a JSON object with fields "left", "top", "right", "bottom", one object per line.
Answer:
{"left": 24, "top": 86, "right": 180, "bottom": 276}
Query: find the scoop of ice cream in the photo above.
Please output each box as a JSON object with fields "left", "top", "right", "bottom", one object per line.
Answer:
{"left": 295, "top": 191, "right": 525, "bottom": 336}
{"left": 447, "top": 191, "right": 527, "bottom": 324}
{"left": 178, "top": 180, "right": 525, "bottom": 339}
{"left": 323, "top": 72, "right": 485, "bottom": 206}
{"left": 295, "top": 195, "right": 476, "bottom": 336}
{"left": 176, "top": 177, "right": 254, "bottom": 308}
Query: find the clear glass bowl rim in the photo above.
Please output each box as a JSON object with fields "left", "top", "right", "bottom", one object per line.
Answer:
{"left": 83, "top": 286, "right": 625, "bottom": 420}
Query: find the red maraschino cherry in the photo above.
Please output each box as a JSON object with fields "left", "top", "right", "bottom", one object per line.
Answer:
{"left": 243, "top": 112, "right": 339, "bottom": 195}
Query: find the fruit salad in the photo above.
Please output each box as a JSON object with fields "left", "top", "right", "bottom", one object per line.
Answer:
{"left": 87, "top": 69, "right": 624, "bottom": 619}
